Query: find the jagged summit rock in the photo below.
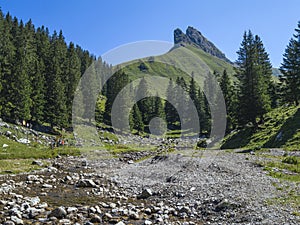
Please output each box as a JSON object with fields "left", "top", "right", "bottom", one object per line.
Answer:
{"left": 174, "top": 26, "right": 231, "bottom": 63}
{"left": 174, "top": 28, "right": 191, "bottom": 44}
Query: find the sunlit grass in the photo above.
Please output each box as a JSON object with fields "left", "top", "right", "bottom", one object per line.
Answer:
{"left": 222, "top": 105, "right": 300, "bottom": 150}
{"left": 0, "top": 159, "right": 48, "bottom": 174}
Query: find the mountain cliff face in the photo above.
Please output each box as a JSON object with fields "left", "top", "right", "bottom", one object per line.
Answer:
{"left": 174, "top": 26, "right": 231, "bottom": 63}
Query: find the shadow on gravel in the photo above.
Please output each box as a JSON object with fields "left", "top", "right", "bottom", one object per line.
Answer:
{"left": 150, "top": 155, "right": 168, "bottom": 164}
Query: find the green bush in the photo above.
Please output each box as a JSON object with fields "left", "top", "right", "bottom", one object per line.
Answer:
{"left": 282, "top": 156, "right": 299, "bottom": 165}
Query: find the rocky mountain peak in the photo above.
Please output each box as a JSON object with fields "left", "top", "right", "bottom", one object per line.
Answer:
{"left": 174, "top": 26, "right": 231, "bottom": 63}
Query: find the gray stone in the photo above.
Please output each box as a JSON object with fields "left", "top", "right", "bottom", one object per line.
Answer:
{"left": 11, "top": 216, "right": 23, "bottom": 225}
{"left": 28, "top": 207, "right": 41, "bottom": 219}
{"left": 59, "top": 219, "right": 71, "bottom": 224}
{"left": 67, "top": 207, "right": 78, "bottom": 213}
{"left": 129, "top": 211, "right": 140, "bottom": 220}
{"left": 4, "top": 221, "right": 15, "bottom": 225}
{"left": 90, "top": 214, "right": 102, "bottom": 223}
{"left": 76, "top": 179, "right": 97, "bottom": 188}
{"left": 84, "top": 222, "right": 94, "bottom": 225}
{"left": 139, "top": 188, "right": 153, "bottom": 199}
{"left": 5, "top": 131, "right": 12, "bottom": 137}
{"left": 104, "top": 212, "right": 113, "bottom": 219}
{"left": 179, "top": 206, "right": 191, "bottom": 214}
{"left": 9, "top": 208, "right": 22, "bottom": 218}
{"left": 82, "top": 160, "right": 88, "bottom": 166}
{"left": 26, "top": 175, "right": 40, "bottom": 182}
{"left": 32, "top": 160, "right": 43, "bottom": 166}
{"left": 48, "top": 206, "right": 67, "bottom": 219}
{"left": 144, "top": 208, "right": 152, "bottom": 215}
{"left": 25, "top": 196, "right": 40, "bottom": 206}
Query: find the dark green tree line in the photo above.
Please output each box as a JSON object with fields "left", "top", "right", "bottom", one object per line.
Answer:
{"left": 0, "top": 10, "right": 100, "bottom": 129}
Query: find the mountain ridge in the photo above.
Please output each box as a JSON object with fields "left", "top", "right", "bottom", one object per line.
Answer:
{"left": 174, "top": 26, "right": 231, "bottom": 63}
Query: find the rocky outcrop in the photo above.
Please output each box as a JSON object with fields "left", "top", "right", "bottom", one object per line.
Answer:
{"left": 174, "top": 26, "right": 231, "bottom": 63}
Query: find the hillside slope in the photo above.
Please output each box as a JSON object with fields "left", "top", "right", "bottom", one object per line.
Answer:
{"left": 120, "top": 44, "right": 234, "bottom": 86}
{"left": 221, "top": 105, "right": 300, "bottom": 150}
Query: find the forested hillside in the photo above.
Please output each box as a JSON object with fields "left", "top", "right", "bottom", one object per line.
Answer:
{"left": 1, "top": 8, "right": 300, "bottom": 147}
{"left": 0, "top": 10, "right": 111, "bottom": 129}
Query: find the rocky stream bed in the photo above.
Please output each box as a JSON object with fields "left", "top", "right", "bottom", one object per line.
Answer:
{"left": 0, "top": 148, "right": 299, "bottom": 225}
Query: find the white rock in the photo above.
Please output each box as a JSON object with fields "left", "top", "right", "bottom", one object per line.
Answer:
{"left": 11, "top": 216, "right": 23, "bottom": 225}
{"left": 42, "top": 184, "right": 53, "bottom": 189}
{"left": 144, "top": 220, "right": 153, "bottom": 225}
{"left": 115, "top": 221, "right": 126, "bottom": 225}
{"left": 67, "top": 207, "right": 78, "bottom": 213}
{"left": 17, "top": 138, "right": 30, "bottom": 144}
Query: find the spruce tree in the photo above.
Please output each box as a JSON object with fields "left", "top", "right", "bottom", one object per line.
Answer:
{"left": 130, "top": 104, "right": 144, "bottom": 133}
{"left": 30, "top": 59, "right": 46, "bottom": 124}
{"left": 34, "top": 26, "right": 51, "bottom": 124}
{"left": 187, "top": 74, "right": 200, "bottom": 131}
{"left": 280, "top": 21, "right": 300, "bottom": 105}
{"left": 2, "top": 18, "right": 32, "bottom": 122}
{"left": 103, "top": 71, "right": 130, "bottom": 125}
{"left": 24, "top": 20, "right": 41, "bottom": 123}
{"left": 0, "top": 13, "right": 15, "bottom": 119}
{"left": 136, "top": 77, "right": 153, "bottom": 125}
{"left": 197, "top": 88, "right": 209, "bottom": 134}
{"left": 188, "top": 74, "right": 197, "bottom": 102}
{"left": 112, "top": 73, "right": 130, "bottom": 132}
{"left": 153, "top": 95, "right": 165, "bottom": 120}
{"left": 45, "top": 30, "right": 68, "bottom": 128}
{"left": 14, "top": 21, "right": 33, "bottom": 121}
{"left": 253, "top": 35, "right": 272, "bottom": 118}
{"left": 165, "top": 78, "right": 179, "bottom": 129}
{"left": 175, "top": 77, "right": 188, "bottom": 117}
{"left": 219, "top": 69, "right": 237, "bottom": 131}
{"left": 66, "top": 42, "right": 81, "bottom": 123}
{"left": 236, "top": 31, "right": 272, "bottom": 127}
{"left": 203, "top": 73, "right": 217, "bottom": 133}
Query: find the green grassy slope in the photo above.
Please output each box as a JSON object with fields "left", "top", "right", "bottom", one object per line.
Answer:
{"left": 120, "top": 45, "right": 235, "bottom": 86}
{"left": 185, "top": 45, "right": 235, "bottom": 75}
{"left": 221, "top": 105, "right": 300, "bottom": 150}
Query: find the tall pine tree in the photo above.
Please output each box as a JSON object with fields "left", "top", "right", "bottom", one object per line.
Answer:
{"left": 219, "top": 69, "right": 237, "bottom": 131}
{"left": 0, "top": 13, "right": 16, "bottom": 120}
{"left": 165, "top": 78, "right": 179, "bottom": 129}
{"left": 130, "top": 104, "right": 144, "bottom": 133}
{"left": 45, "top": 30, "right": 68, "bottom": 128}
{"left": 136, "top": 77, "right": 153, "bottom": 126}
{"left": 236, "top": 31, "right": 272, "bottom": 127}
{"left": 66, "top": 42, "right": 81, "bottom": 123}
{"left": 280, "top": 21, "right": 300, "bottom": 105}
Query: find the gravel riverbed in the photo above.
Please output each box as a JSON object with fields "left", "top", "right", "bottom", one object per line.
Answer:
{"left": 0, "top": 148, "right": 299, "bottom": 225}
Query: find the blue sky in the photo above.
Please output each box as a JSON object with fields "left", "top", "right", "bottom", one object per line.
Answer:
{"left": 0, "top": 0, "right": 299, "bottom": 67}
